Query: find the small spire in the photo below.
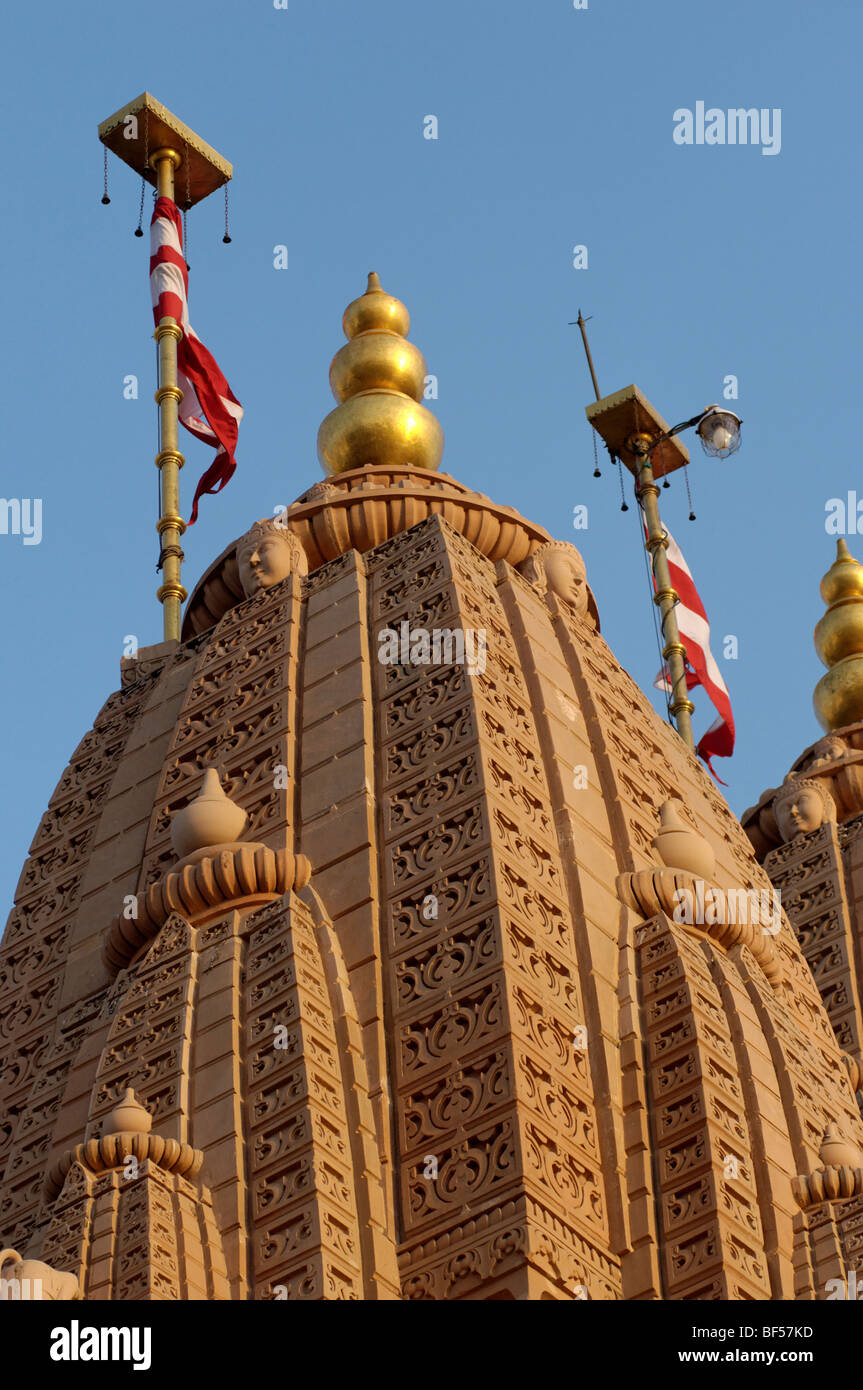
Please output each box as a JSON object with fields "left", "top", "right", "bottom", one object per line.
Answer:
{"left": 366, "top": 271, "right": 383, "bottom": 292}
{"left": 836, "top": 537, "right": 854, "bottom": 563}
{"left": 813, "top": 539, "right": 863, "bottom": 731}
{"left": 651, "top": 799, "right": 716, "bottom": 879}
{"left": 819, "top": 1123, "right": 863, "bottom": 1170}
{"left": 170, "top": 767, "right": 248, "bottom": 860}
{"left": 819, "top": 537, "right": 863, "bottom": 606}
{"left": 102, "top": 1087, "right": 152, "bottom": 1137}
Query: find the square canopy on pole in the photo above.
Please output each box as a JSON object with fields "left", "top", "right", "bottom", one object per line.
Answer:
{"left": 98, "top": 92, "right": 232, "bottom": 207}
{"left": 586, "top": 384, "right": 691, "bottom": 479}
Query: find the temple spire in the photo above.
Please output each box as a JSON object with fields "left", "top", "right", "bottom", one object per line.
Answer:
{"left": 316, "top": 271, "right": 444, "bottom": 475}
{"left": 813, "top": 538, "right": 863, "bottom": 730}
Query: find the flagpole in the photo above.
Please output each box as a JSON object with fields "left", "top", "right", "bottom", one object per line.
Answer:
{"left": 152, "top": 147, "right": 186, "bottom": 642}
{"left": 631, "top": 434, "right": 695, "bottom": 750}
{"left": 574, "top": 322, "right": 696, "bottom": 751}
{"left": 98, "top": 93, "right": 234, "bottom": 643}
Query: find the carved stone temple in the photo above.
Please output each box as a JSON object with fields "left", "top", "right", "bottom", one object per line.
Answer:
{"left": 2, "top": 274, "right": 863, "bottom": 1301}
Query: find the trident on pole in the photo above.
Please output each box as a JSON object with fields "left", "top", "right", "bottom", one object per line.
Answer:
{"left": 98, "top": 94, "right": 233, "bottom": 642}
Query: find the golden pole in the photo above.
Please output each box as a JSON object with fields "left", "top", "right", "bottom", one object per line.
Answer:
{"left": 100, "top": 96, "right": 233, "bottom": 642}
{"left": 632, "top": 435, "right": 695, "bottom": 751}
{"left": 152, "top": 146, "right": 186, "bottom": 643}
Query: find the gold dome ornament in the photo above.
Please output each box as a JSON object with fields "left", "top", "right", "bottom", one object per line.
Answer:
{"left": 317, "top": 272, "right": 444, "bottom": 475}
{"left": 814, "top": 539, "right": 863, "bottom": 731}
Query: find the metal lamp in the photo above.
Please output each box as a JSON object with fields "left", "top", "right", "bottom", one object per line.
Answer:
{"left": 696, "top": 406, "right": 742, "bottom": 459}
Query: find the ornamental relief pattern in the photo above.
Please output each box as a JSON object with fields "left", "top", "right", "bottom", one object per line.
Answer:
{"left": 8, "top": 497, "right": 863, "bottom": 1302}
{"left": 401, "top": 1048, "right": 510, "bottom": 1146}
{"left": 394, "top": 913, "right": 499, "bottom": 1005}
{"left": 371, "top": 517, "right": 613, "bottom": 1297}
{"left": 742, "top": 961, "right": 862, "bottom": 1164}
{"left": 636, "top": 915, "right": 770, "bottom": 1298}
{"left": 40, "top": 1158, "right": 230, "bottom": 1301}
{"left": 0, "top": 664, "right": 169, "bottom": 1250}
{"left": 384, "top": 704, "right": 477, "bottom": 781}
{"left": 300, "top": 549, "right": 359, "bottom": 596}
{"left": 388, "top": 804, "right": 486, "bottom": 890}
{"left": 17, "top": 830, "right": 95, "bottom": 896}
{"left": 373, "top": 557, "right": 447, "bottom": 617}
{"left": 84, "top": 914, "right": 197, "bottom": 1154}
{"left": 838, "top": 812, "right": 863, "bottom": 849}
{"left": 384, "top": 752, "right": 480, "bottom": 835}
{"left": 764, "top": 823, "right": 863, "bottom": 1056}
{"left": 560, "top": 611, "right": 761, "bottom": 890}
{"left": 243, "top": 896, "right": 365, "bottom": 1300}
{"left": 399, "top": 1193, "right": 619, "bottom": 1300}
{"left": 383, "top": 665, "right": 475, "bottom": 738}
{"left": 838, "top": 1198, "right": 863, "bottom": 1274}
{"left": 389, "top": 855, "right": 493, "bottom": 952}
{"left": 138, "top": 582, "right": 302, "bottom": 897}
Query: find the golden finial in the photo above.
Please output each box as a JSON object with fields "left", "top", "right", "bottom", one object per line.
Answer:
{"left": 813, "top": 538, "right": 863, "bottom": 730}
{"left": 317, "top": 271, "right": 444, "bottom": 475}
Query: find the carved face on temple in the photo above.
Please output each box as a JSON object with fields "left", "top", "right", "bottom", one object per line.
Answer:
{"left": 803, "top": 734, "right": 847, "bottom": 769}
{"left": 774, "top": 776, "right": 835, "bottom": 841}
{"left": 236, "top": 519, "right": 308, "bottom": 597}
{"left": 520, "top": 543, "right": 588, "bottom": 613}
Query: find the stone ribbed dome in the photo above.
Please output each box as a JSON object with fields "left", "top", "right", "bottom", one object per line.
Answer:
{"left": 4, "top": 268, "right": 863, "bottom": 1304}
{"left": 5, "top": 502, "right": 862, "bottom": 1301}
{"left": 181, "top": 466, "right": 555, "bottom": 638}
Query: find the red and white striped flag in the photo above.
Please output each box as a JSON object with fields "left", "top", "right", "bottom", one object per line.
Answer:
{"left": 150, "top": 196, "right": 243, "bottom": 524}
{"left": 650, "top": 526, "right": 735, "bottom": 780}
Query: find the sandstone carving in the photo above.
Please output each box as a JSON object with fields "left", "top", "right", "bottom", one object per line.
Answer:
{"left": 617, "top": 800, "right": 782, "bottom": 987}
{"left": 774, "top": 774, "right": 836, "bottom": 844}
{"left": 236, "top": 516, "right": 309, "bottom": 597}
{"left": 819, "top": 1123, "right": 863, "bottom": 1170}
{"left": 170, "top": 767, "right": 249, "bottom": 860}
{"left": 4, "top": 277, "right": 863, "bottom": 1301}
{"left": 101, "top": 1087, "right": 152, "bottom": 1137}
{"left": 520, "top": 540, "right": 587, "bottom": 611}
{"left": 793, "top": 1127, "right": 863, "bottom": 1211}
{"left": 0, "top": 1250, "right": 82, "bottom": 1300}
{"left": 182, "top": 467, "right": 554, "bottom": 637}
{"left": 103, "top": 848, "right": 312, "bottom": 970}
{"left": 651, "top": 798, "right": 716, "bottom": 879}
{"left": 518, "top": 539, "right": 600, "bottom": 628}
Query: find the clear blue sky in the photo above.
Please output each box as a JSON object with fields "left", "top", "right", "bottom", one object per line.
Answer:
{"left": 2, "top": 0, "right": 860, "bottom": 911}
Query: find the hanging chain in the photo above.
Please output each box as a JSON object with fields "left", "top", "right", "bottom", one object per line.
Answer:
{"left": 617, "top": 457, "right": 628, "bottom": 511}
{"left": 591, "top": 428, "right": 601, "bottom": 478}
{"left": 223, "top": 183, "right": 232, "bottom": 244}
{"left": 683, "top": 461, "right": 696, "bottom": 520}
{"left": 134, "top": 111, "right": 151, "bottom": 237}
{"left": 101, "top": 147, "right": 110, "bottom": 205}
{"left": 183, "top": 142, "right": 191, "bottom": 269}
